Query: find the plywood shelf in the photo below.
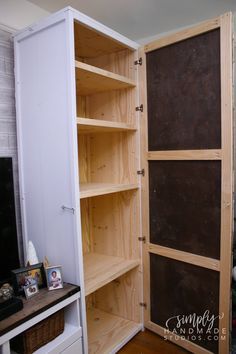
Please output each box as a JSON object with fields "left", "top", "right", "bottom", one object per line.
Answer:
{"left": 84, "top": 253, "right": 140, "bottom": 296}
{"left": 87, "top": 307, "right": 141, "bottom": 354}
{"left": 79, "top": 183, "right": 139, "bottom": 199}
{"left": 74, "top": 21, "right": 136, "bottom": 59}
{"left": 77, "top": 117, "right": 137, "bottom": 134}
{"left": 75, "top": 61, "right": 136, "bottom": 95}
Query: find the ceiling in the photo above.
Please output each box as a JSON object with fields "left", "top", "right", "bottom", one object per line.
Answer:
{"left": 27, "top": 0, "right": 236, "bottom": 42}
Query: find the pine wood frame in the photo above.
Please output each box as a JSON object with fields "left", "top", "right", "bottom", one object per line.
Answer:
{"left": 139, "top": 13, "right": 233, "bottom": 354}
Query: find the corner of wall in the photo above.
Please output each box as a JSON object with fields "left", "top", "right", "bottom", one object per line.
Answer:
{"left": 0, "top": 0, "right": 49, "bottom": 31}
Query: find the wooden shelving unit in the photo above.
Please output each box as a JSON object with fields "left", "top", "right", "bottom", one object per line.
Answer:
{"left": 84, "top": 253, "right": 140, "bottom": 296}
{"left": 87, "top": 308, "right": 141, "bottom": 354}
{"left": 77, "top": 117, "right": 137, "bottom": 134}
{"left": 79, "top": 183, "right": 139, "bottom": 199}
{"left": 75, "top": 18, "right": 141, "bottom": 354}
{"left": 75, "top": 61, "right": 135, "bottom": 95}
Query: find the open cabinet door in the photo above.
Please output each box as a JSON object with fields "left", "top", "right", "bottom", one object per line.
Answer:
{"left": 139, "top": 13, "right": 233, "bottom": 354}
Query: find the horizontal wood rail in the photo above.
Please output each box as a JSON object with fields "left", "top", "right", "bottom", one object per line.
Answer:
{"left": 147, "top": 243, "right": 220, "bottom": 271}
{"left": 145, "top": 321, "right": 213, "bottom": 354}
{"left": 144, "top": 16, "right": 220, "bottom": 53}
{"left": 147, "top": 149, "right": 222, "bottom": 160}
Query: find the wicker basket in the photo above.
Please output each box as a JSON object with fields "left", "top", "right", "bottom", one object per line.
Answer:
{"left": 11, "top": 309, "right": 64, "bottom": 354}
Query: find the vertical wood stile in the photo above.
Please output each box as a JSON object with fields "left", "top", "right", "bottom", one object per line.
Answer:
{"left": 138, "top": 46, "right": 150, "bottom": 326}
{"left": 219, "top": 12, "right": 234, "bottom": 354}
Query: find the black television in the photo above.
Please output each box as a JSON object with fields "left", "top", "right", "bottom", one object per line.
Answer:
{"left": 0, "top": 157, "right": 20, "bottom": 284}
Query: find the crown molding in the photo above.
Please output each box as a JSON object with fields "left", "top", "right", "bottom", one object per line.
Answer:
{"left": 0, "top": 22, "right": 17, "bottom": 34}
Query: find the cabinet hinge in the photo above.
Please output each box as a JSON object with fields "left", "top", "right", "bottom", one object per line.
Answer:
{"left": 139, "top": 302, "right": 147, "bottom": 308}
{"left": 135, "top": 104, "right": 143, "bottom": 112}
{"left": 134, "top": 57, "right": 142, "bottom": 66}
{"left": 137, "top": 168, "right": 145, "bottom": 176}
{"left": 138, "top": 236, "right": 146, "bottom": 243}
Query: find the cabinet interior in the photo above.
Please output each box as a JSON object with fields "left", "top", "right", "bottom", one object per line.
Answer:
{"left": 74, "top": 20, "right": 141, "bottom": 354}
{"left": 78, "top": 131, "right": 138, "bottom": 186}
{"left": 86, "top": 269, "right": 141, "bottom": 353}
{"left": 76, "top": 89, "right": 136, "bottom": 125}
{"left": 74, "top": 20, "right": 135, "bottom": 78}
{"left": 80, "top": 191, "right": 139, "bottom": 258}
{"left": 80, "top": 191, "right": 140, "bottom": 296}
{"left": 74, "top": 20, "right": 137, "bottom": 125}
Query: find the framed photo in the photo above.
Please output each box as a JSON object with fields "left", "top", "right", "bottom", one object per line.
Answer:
{"left": 45, "top": 266, "right": 63, "bottom": 291}
{"left": 24, "top": 283, "right": 39, "bottom": 299}
{"left": 11, "top": 263, "right": 45, "bottom": 295}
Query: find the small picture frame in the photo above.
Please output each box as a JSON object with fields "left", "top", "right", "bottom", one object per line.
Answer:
{"left": 24, "top": 283, "right": 39, "bottom": 299}
{"left": 45, "top": 266, "right": 63, "bottom": 291}
{"left": 11, "top": 263, "right": 45, "bottom": 295}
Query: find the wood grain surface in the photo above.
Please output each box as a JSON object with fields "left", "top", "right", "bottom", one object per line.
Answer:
{"left": 0, "top": 283, "right": 80, "bottom": 336}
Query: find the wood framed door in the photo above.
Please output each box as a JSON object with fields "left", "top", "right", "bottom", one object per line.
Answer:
{"left": 139, "top": 13, "right": 233, "bottom": 354}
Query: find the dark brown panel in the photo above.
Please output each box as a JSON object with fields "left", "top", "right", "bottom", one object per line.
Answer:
{"left": 150, "top": 254, "right": 219, "bottom": 353}
{"left": 149, "top": 161, "right": 221, "bottom": 259}
{"left": 147, "top": 29, "right": 221, "bottom": 151}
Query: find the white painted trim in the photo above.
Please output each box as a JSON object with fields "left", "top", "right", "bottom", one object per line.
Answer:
{"left": 0, "top": 22, "right": 17, "bottom": 34}
{"left": 1, "top": 341, "right": 10, "bottom": 354}
{"left": 64, "top": 10, "right": 88, "bottom": 354}
{"left": 14, "top": 37, "right": 29, "bottom": 263}
{"left": 13, "top": 6, "right": 71, "bottom": 39}
{"left": 13, "top": 6, "right": 139, "bottom": 50}
{"left": 14, "top": 14, "right": 66, "bottom": 42}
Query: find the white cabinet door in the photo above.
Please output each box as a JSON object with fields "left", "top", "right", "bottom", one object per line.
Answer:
{"left": 14, "top": 12, "right": 81, "bottom": 284}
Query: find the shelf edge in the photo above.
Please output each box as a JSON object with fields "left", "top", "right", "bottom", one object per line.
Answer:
{"left": 75, "top": 61, "right": 136, "bottom": 87}
{"left": 80, "top": 183, "right": 139, "bottom": 199}
{"left": 85, "top": 259, "right": 140, "bottom": 296}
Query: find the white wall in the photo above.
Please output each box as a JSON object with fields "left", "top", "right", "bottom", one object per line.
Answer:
{"left": 0, "top": 0, "right": 49, "bottom": 31}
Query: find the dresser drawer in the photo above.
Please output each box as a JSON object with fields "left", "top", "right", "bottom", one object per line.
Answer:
{"left": 61, "top": 338, "right": 83, "bottom": 354}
